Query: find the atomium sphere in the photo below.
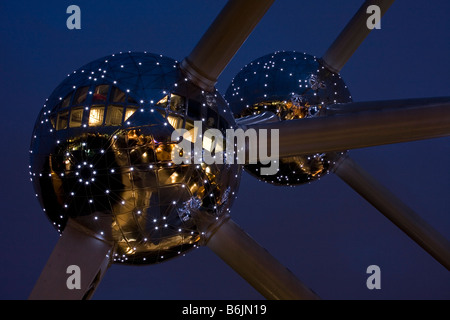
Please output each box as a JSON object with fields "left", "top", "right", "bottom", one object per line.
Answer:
{"left": 29, "top": 52, "right": 242, "bottom": 265}
{"left": 225, "top": 51, "right": 352, "bottom": 186}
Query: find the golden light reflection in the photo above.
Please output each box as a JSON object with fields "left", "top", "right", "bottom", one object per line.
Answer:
{"left": 240, "top": 100, "right": 322, "bottom": 121}
{"left": 170, "top": 172, "right": 179, "bottom": 183}
{"left": 167, "top": 115, "right": 183, "bottom": 129}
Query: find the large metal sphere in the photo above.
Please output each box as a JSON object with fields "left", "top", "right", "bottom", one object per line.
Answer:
{"left": 225, "top": 51, "right": 352, "bottom": 186}
{"left": 29, "top": 52, "right": 241, "bottom": 265}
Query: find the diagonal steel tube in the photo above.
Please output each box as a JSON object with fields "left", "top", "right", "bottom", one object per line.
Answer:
{"left": 180, "top": 0, "right": 274, "bottom": 91}
{"left": 204, "top": 217, "right": 320, "bottom": 300}
{"left": 245, "top": 99, "right": 450, "bottom": 163}
{"left": 322, "top": 0, "right": 395, "bottom": 73}
{"left": 29, "top": 219, "right": 113, "bottom": 300}
{"left": 333, "top": 156, "right": 450, "bottom": 270}
{"left": 322, "top": 96, "right": 450, "bottom": 116}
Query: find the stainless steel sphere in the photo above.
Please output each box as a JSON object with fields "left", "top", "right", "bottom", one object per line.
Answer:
{"left": 29, "top": 52, "right": 242, "bottom": 264}
{"left": 225, "top": 51, "right": 352, "bottom": 186}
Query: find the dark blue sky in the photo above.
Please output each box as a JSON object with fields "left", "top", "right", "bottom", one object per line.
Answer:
{"left": 1, "top": 0, "right": 449, "bottom": 300}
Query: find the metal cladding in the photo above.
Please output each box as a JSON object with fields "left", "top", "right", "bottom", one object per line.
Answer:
{"left": 225, "top": 51, "right": 352, "bottom": 186}
{"left": 29, "top": 52, "right": 242, "bottom": 265}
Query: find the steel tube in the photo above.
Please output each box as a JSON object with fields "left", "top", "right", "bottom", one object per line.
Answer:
{"left": 181, "top": 0, "right": 274, "bottom": 91}
{"left": 29, "top": 219, "right": 113, "bottom": 300}
{"left": 206, "top": 218, "right": 320, "bottom": 300}
{"left": 333, "top": 156, "right": 450, "bottom": 270}
{"left": 323, "top": 96, "right": 450, "bottom": 116}
{"left": 246, "top": 101, "right": 450, "bottom": 162}
{"left": 322, "top": 0, "right": 395, "bottom": 73}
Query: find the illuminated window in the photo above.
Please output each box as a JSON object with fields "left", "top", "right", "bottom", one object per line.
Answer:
{"left": 105, "top": 105, "right": 123, "bottom": 126}
{"left": 69, "top": 107, "right": 83, "bottom": 128}
{"left": 110, "top": 86, "right": 126, "bottom": 103}
{"left": 124, "top": 106, "right": 137, "bottom": 121}
{"left": 89, "top": 106, "right": 105, "bottom": 126}
{"left": 93, "top": 85, "right": 109, "bottom": 102}
{"left": 73, "top": 86, "right": 89, "bottom": 105}
{"left": 56, "top": 111, "right": 69, "bottom": 130}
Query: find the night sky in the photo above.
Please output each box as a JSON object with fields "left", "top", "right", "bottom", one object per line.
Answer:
{"left": 1, "top": 0, "right": 449, "bottom": 300}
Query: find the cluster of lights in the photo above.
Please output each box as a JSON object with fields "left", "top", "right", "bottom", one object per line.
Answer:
{"left": 74, "top": 161, "right": 96, "bottom": 185}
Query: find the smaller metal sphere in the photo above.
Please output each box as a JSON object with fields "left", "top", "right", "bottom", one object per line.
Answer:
{"left": 225, "top": 51, "right": 352, "bottom": 186}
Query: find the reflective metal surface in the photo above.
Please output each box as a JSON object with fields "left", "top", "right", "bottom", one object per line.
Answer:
{"left": 29, "top": 52, "right": 242, "bottom": 265}
{"left": 225, "top": 51, "right": 352, "bottom": 185}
